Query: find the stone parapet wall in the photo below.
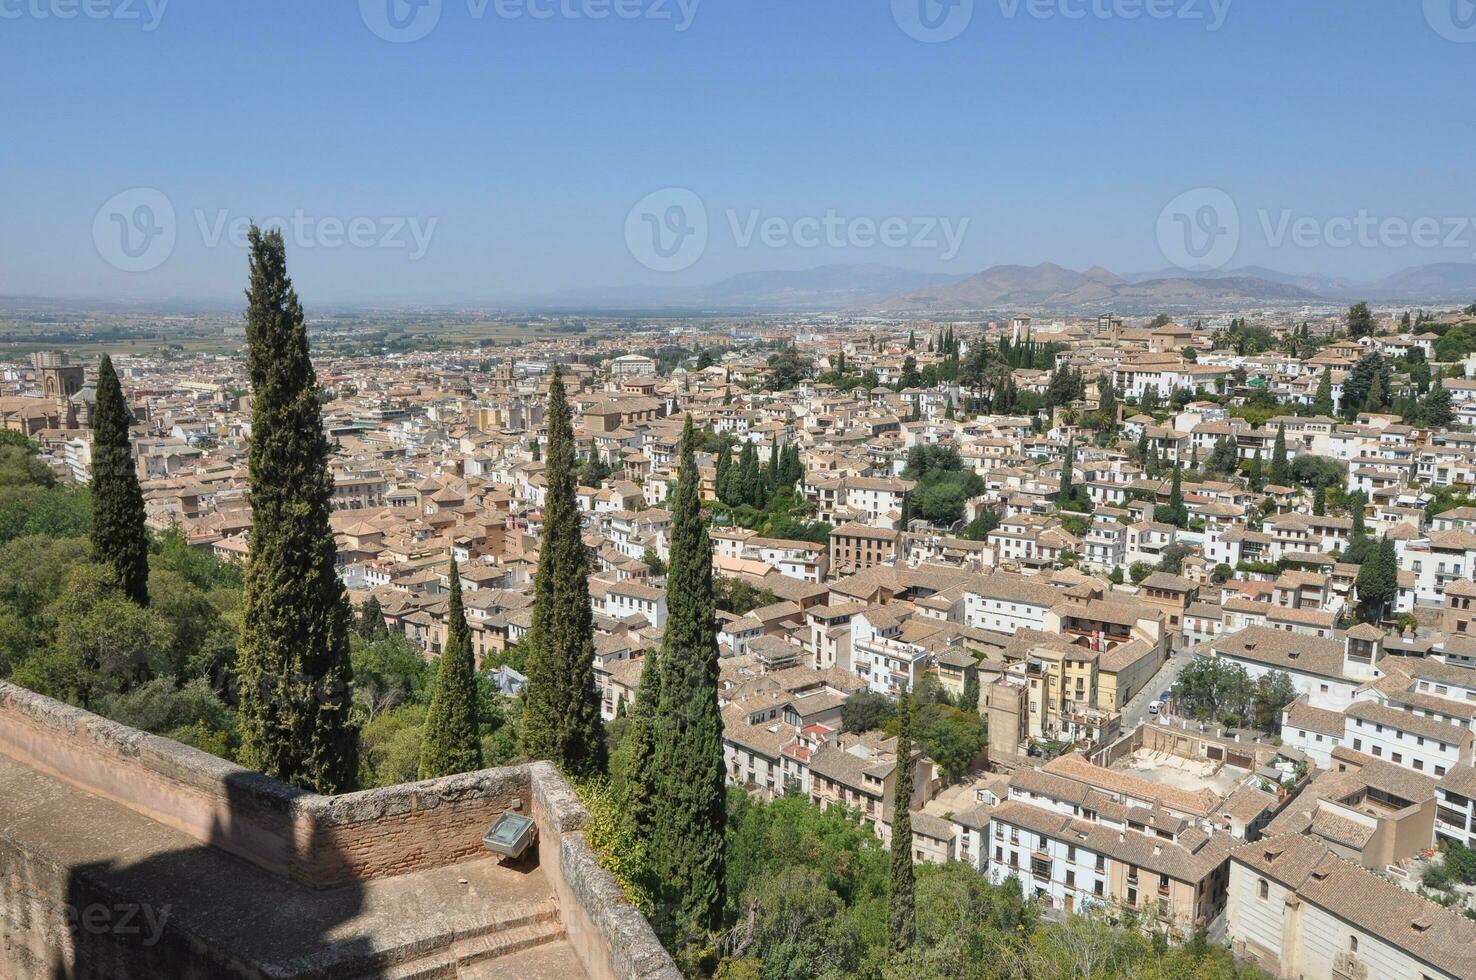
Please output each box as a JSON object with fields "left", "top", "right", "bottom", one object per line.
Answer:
{"left": 0, "top": 681, "right": 679, "bottom": 979}
{"left": 0, "top": 681, "right": 523, "bottom": 888}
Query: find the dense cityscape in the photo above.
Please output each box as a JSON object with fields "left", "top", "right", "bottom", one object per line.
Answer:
{"left": 7, "top": 249, "right": 1476, "bottom": 977}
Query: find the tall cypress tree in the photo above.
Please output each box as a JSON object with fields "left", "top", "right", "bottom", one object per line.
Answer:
{"left": 1062, "top": 442, "right": 1074, "bottom": 504}
{"left": 888, "top": 691, "right": 916, "bottom": 955}
{"left": 650, "top": 416, "right": 727, "bottom": 939}
{"left": 738, "top": 441, "right": 761, "bottom": 507}
{"left": 1169, "top": 465, "right": 1186, "bottom": 527}
{"left": 520, "top": 367, "right": 606, "bottom": 777}
{"left": 236, "top": 226, "right": 357, "bottom": 794}
{"left": 1270, "top": 423, "right": 1290, "bottom": 486}
{"left": 419, "top": 560, "right": 483, "bottom": 778}
{"left": 90, "top": 354, "right": 149, "bottom": 607}
{"left": 1313, "top": 368, "right": 1334, "bottom": 417}
{"left": 714, "top": 445, "right": 732, "bottom": 504}
{"left": 960, "top": 668, "right": 980, "bottom": 714}
{"left": 357, "top": 595, "right": 386, "bottom": 640}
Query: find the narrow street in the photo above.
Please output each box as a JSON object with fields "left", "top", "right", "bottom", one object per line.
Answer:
{"left": 1119, "top": 642, "right": 1204, "bottom": 731}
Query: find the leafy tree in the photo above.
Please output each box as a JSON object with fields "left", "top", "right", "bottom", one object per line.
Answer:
{"left": 419, "top": 560, "right": 483, "bottom": 778}
{"left": 1253, "top": 672, "right": 1298, "bottom": 732}
{"left": 842, "top": 689, "right": 897, "bottom": 733}
{"left": 766, "top": 346, "right": 813, "bottom": 390}
{"left": 89, "top": 354, "right": 149, "bottom": 606}
{"left": 913, "top": 701, "right": 987, "bottom": 783}
{"left": 714, "top": 576, "right": 778, "bottom": 615}
{"left": 235, "top": 226, "right": 358, "bottom": 794}
{"left": 888, "top": 691, "right": 916, "bottom": 955}
{"left": 521, "top": 367, "right": 606, "bottom": 777}
{"left": 1157, "top": 542, "right": 1191, "bottom": 575}
{"left": 1347, "top": 301, "right": 1375, "bottom": 339}
{"left": 961, "top": 507, "right": 1000, "bottom": 541}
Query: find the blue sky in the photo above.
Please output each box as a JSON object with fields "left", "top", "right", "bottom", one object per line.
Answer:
{"left": 2, "top": 0, "right": 1474, "bottom": 304}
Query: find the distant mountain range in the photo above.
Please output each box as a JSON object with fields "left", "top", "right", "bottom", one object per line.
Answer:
{"left": 10, "top": 260, "right": 1475, "bottom": 318}
{"left": 542, "top": 260, "right": 1476, "bottom": 316}
{"left": 872, "top": 263, "right": 1326, "bottom": 314}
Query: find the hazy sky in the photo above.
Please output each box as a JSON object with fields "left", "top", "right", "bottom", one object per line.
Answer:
{"left": 2, "top": 0, "right": 1474, "bottom": 305}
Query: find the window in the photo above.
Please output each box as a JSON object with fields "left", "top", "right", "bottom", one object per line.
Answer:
{"left": 1258, "top": 878, "right": 1269, "bottom": 900}
{"left": 1349, "top": 936, "right": 1358, "bottom": 953}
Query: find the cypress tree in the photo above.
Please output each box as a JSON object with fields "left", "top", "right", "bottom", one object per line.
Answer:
{"left": 531, "top": 438, "right": 541, "bottom": 462}
{"left": 714, "top": 445, "right": 732, "bottom": 504}
{"left": 419, "top": 560, "right": 483, "bottom": 778}
{"left": 1059, "top": 438, "right": 1075, "bottom": 506}
{"left": 1313, "top": 368, "right": 1335, "bottom": 417}
{"left": 90, "top": 353, "right": 149, "bottom": 607}
{"left": 236, "top": 226, "right": 357, "bottom": 794}
{"left": 888, "top": 691, "right": 916, "bottom": 955}
{"left": 1356, "top": 537, "right": 1398, "bottom": 624}
{"left": 649, "top": 416, "right": 726, "bottom": 939}
{"left": 1247, "top": 452, "right": 1264, "bottom": 493}
{"left": 1270, "top": 423, "right": 1290, "bottom": 486}
{"left": 1312, "top": 482, "right": 1326, "bottom": 516}
{"left": 1169, "top": 465, "right": 1186, "bottom": 526}
{"left": 1424, "top": 371, "right": 1455, "bottom": 428}
{"left": 738, "top": 441, "right": 761, "bottom": 507}
{"left": 960, "top": 668, "right": 980, "bottom": 713}
{"left": 520, "top": 367, "right": 606, "bottom": 777}
{"left": 357, "top": 595, "right": 386, "bottom": 640}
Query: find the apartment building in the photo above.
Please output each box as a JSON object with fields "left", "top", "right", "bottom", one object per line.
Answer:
{"left": 1229, "top": 834, "right": 1476, "bottom": 980}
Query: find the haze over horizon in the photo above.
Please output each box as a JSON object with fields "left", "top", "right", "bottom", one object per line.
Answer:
{"left": 3, "top": 0, "right": 1475, "bottom": 305}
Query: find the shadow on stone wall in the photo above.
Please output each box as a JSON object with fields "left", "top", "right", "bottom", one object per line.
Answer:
{"left": 49, "top": 771, "right": 380, "bottom": 980}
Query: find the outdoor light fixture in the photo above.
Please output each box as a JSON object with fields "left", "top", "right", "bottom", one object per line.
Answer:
{"left": 483, "top": 811, "right": 537, "bottom": 860}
